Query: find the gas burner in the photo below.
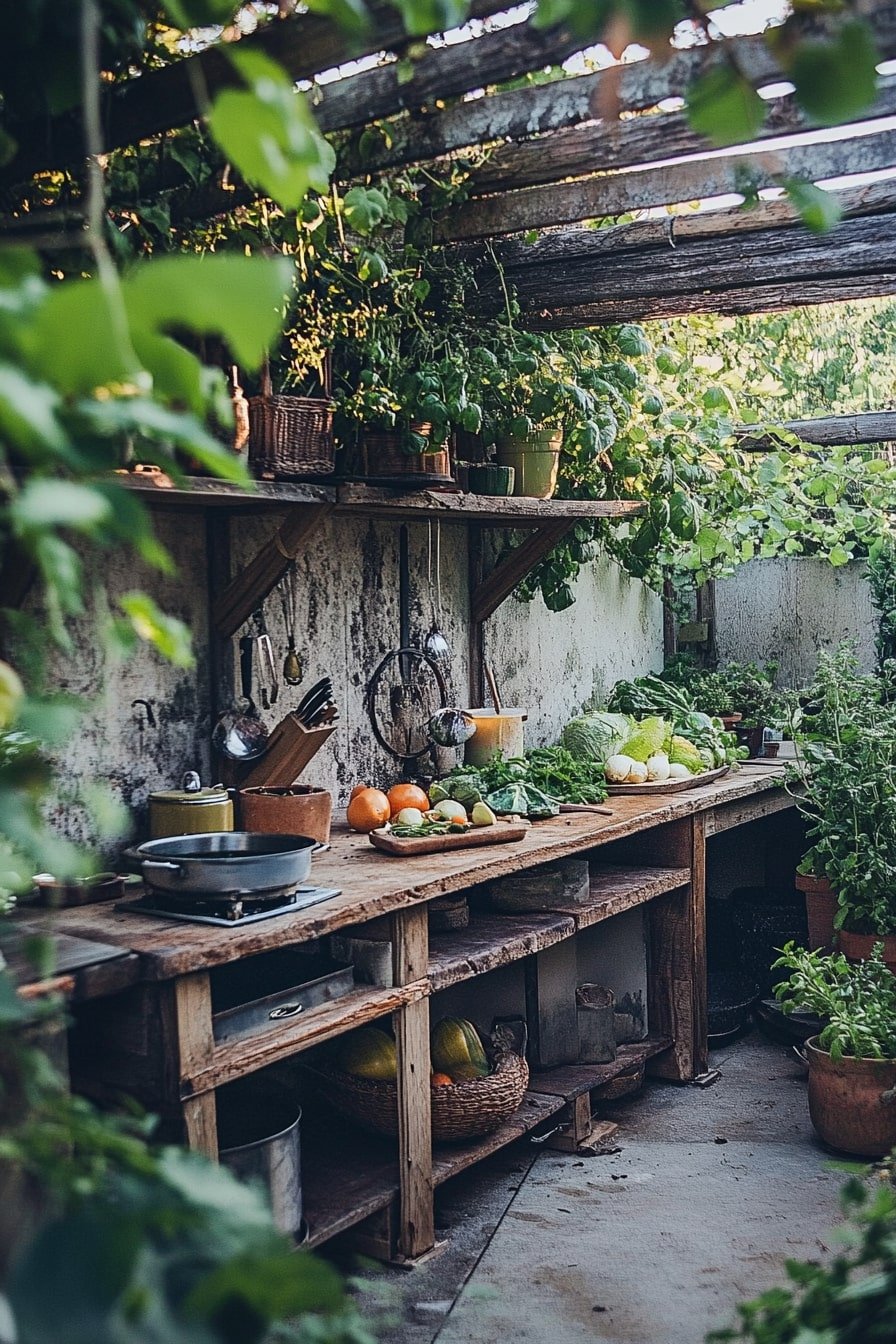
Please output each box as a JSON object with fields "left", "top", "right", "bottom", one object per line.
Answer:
{"left": 126, "top": 885, "right": 342, "bottom": 927}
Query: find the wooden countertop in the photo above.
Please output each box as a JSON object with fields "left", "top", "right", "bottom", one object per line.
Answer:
{"left": 27, "top": 762, "right": 790, "bottom": 983}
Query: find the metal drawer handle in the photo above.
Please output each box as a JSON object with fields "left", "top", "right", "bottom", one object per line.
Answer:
{"left": 269, "top": 1003, "right": 304, "bottom": 1021}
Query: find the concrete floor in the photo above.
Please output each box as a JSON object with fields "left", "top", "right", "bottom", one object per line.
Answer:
{"left": 345, "top": 1033, "right": 849, "bottom": 1344}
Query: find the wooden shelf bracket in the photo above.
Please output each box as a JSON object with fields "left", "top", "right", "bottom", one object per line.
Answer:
{"left": 213, "top": 503, "right": 334, "bottom": 638}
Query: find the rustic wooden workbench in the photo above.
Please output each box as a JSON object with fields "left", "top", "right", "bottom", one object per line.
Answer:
{"left": 37, "top": 761, "right": 795, "bottom": 1261}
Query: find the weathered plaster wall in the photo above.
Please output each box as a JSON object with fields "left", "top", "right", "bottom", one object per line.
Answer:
{"left": 40, "top": 511, "right": 663, "bottom": 855}
{"left": 713, "top": 558, "right": 876, "bottom": 685}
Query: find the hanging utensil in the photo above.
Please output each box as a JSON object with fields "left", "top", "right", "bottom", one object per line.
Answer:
{"left": 428, "top": 708, "right": 477, "bottom": 747}
{"left": 212, "top": 636, "right": 270, "bottom": 761}
{"left": 423, "top": 518, "right": 451, "bottom": 665}
{"left": 278, "top": 565, "right": 303, "bottom": 686}
{"left": 252, "top": 608, "right": 279, "bottom": 710}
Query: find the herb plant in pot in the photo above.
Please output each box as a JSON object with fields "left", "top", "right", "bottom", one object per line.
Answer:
{"left": 471, "top": 327, "right": 622, "bottom": 500}
{"left": 790, "top": 648, "right": 896, "bottom": 969}
{"left": 773, "top": 941, "right": 896, "bottom": 1157}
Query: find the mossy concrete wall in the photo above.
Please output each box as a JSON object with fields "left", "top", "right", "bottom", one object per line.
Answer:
{"left": 40, "top": 511, "right": 664, "bottom": 855}
{"left": 713, "top": 558, "right": 875, "bottom": 686}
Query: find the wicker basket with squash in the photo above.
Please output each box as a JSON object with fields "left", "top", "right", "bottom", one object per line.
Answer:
{"left": 310, "top": 1018, "right": 529, "bottom": 1142}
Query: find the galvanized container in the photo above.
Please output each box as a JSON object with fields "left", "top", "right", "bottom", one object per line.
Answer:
{"left": 219, "top": 1095, "right": 302, "bottom": 1235}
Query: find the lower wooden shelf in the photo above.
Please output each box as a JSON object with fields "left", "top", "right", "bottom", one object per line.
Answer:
{"left": 301, "top": 1035, "right": 672, "bottom": 1250}
{"left": 301, "top": 1110, "right": 399, "bottom": 1250}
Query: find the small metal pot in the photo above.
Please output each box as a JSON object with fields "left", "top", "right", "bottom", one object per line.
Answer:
{"left": 149, "top": 771, "right": 234, "bottom": 840}
{"left": 134, "top": 832, "right": 318, "bottom": 898}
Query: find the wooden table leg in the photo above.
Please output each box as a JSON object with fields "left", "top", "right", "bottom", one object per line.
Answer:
{"left": 646, "top": 814, "right": 708, "bottom": 1080}
{"left": 172, "top": 972, "right": 218, "bottom": 1158}
{"left": 392, "top": 906, "right": 434, "bottom": 1261}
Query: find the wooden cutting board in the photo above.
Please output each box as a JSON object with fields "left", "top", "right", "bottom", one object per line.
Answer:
{"left": 368, "top": 819, "right": 530, "bottom": 857}
{"left": 606, "top": 765, "right": 729, "bottom": 795}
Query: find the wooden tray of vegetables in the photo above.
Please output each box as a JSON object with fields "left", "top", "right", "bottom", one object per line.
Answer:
{"left": 369, "top": 817, "right": 531, "bottom": 857}
{"left": 605, "top": 765, "right": 729, "bottom": 795}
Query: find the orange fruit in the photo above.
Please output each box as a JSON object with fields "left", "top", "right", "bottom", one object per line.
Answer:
{"left": 431, "top": 1072, "right": 454, "bottom": 1088}
{"left": 349, "top": 783, "right": 369, "bottom": 802}
{"left": 387, "top": 783, "right": 430, "bottom": 818}
{"left": 346, "top": 787, "right": 390, "bottom": 833}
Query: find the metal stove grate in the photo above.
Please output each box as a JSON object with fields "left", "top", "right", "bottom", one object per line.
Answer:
{"left": 126, "top": 885, "right": 342, "bottom": 927}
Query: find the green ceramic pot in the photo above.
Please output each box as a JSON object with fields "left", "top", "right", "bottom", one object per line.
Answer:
{"left": 467, "top": 464, "right": 515, "bottom": 496}
{"left": 495, "top": 430, "right": 562, "bottom": 498}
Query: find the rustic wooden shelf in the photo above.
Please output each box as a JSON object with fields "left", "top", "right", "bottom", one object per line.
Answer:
{"left": 561, "top": 864, "right": 691, "bottom": 928}
{"left": 116, "top": 470, "right": 644, "bottom": 525}
{"left": 116, "top": 470, "right": 334, "bottom": 510}
{"left": 182, "top": 980, "right": 429, "bottom": 1098}
{"left": 527, "top": 1036, "right": 672, "bottom": 1102}
{"left": 429, "top": 910, "right": 577, "bottom": 991}
{"left": 300, "top": 1111, "right": 399, "bottom": 1250}
{"left": 431, "top": 1037, "right": 672, "bottom": 1185}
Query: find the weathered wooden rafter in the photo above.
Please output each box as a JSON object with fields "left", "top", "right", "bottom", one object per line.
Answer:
{"left": 526, "top": 275, "right": 896, "bottom": 326}
{"left": 0, "top": 0, "right": 511, "bottom": 187}
{"left": 338, "top": 12, "right": 896, "bottom": 179}
{"left": 441, "top": 126, "right": 896, "bottom": 240}
{"left": 740, "top": 412, "right": 896, "bottom": 450}
{"left": 467, "top": 77, "right": 896, "bottom": 196}
{"left": 314, "top": 15, "right": 595, "bottom": 135}
{"left": 458, "top": 183, "right": 896, "bottom": 325}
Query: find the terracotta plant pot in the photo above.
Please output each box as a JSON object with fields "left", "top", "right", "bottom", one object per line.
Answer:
{"left": 836, "top": 927, "right": 896, "bottom": 976}
{"left": 719, "top": 713, "right": 742, "bottom": 731}
{"left": 805, "top": 1035, "right": 896, "bottom": 1157}
{"left": 238, "top": 786, "right": 332, "bottom": 846}
{"left": 795, "top": 872, "right": 838, "bottom": 952}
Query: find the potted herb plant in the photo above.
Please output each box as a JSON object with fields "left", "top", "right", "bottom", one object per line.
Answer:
{"left": 773, "top": 942, "right": 896, "bottom": 1157}
{"left": 469, "top": 326, "right": 624, "bottom": 500}
{"left": 790, "top": 647, "right": 896, "bottom": 968}
{"left": 681, "top": 661, "right": 783, "bottom": 755}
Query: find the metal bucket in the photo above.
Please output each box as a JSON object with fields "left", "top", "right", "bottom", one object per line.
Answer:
{"left": 219, "top": 1096, "right": 302, "bottom": 1235}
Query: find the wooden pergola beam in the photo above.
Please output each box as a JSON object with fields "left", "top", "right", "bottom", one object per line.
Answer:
{"left": 313, "top": 16, "right": 597, "bottom": 136}
{"left": 740, "top": 412, "right": 896, "bottom": 450}
{"left": 526, "top": 275, "right": 896, "bottom": 326}
{"left": 467, "top": 77, "right": 896, "bottom": 197}
{"left": 337, "top": 9, "right": 896, "bottom": 178}
{"left": 0, "top": 0, "right": 510, "bottom": 187}
{"left": 441, "top": 125, "right": 896, "bottom": 241}
{"left": 496, "top": 211, "right": 896, "bottom": 317}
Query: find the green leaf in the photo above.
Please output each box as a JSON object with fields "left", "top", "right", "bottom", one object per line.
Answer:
{"left": 24, "top": 280, "right": 146, "bottom": 397}
{"left": 616, "top": 324, "right": 651, "bottom": 358}
{"left": 118, "top": 594, "right": 195, "bottom": 668}
{"left": 783, "top": 179, "right": 843, "bottom": 234}
{"left": 162, "top": 0, "right": 238, "bottom": 26}
{"left": 343, "top": 185, "right": 388, "bottom": 235}
{"left": 687, "top": 64, "right": 766, "bottom": 147}
{"left": 828, "top": 544, "right": 852, "bottom": 567}
{"left": 789, "top": 20, "right": 879, "bottom": 126}
{"left": 207, "top": 50, "right": 335, "bottom": 209}
{"left": 11, "top": 481, "right": 113, "bottom": 533}
{"left": 0, "top": 363, "right": 64, "bottom": 451}
{"left": 389, "top": 0, "right": 469, "bottom": 37}
{"left": 123, "top": 254, "right": 292, "bottom": 371}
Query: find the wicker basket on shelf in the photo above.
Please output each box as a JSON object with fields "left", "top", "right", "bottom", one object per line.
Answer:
{"left": 308, "top": 1050, "right": 529, "bottom": 1143}
{"left": 248, "top": 356, "right": 335, "bottom": 479}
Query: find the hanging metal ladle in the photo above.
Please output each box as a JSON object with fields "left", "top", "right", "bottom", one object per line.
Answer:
{"left": 423, "top": 518, "right": 451, "bottom": 665}
{"left": 278, "top": 564, "right": 303, "bottom": 686}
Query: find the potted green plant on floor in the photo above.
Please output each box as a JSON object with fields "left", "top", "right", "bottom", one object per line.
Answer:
{"left": 789, "top": 646, "right": 896, "bottom": 964}
{"left": 773, "top": 942, "right": 896, "bottom": 1157}
{"left": 673, "top": 661, "right": 784, "bottom": 755}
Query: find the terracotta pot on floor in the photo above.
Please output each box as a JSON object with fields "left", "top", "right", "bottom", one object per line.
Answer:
{"left": 238, "top": 785, "right": 332, "bottom": 846}
{"left": 794, "top": 872, "right": 838, "bottom": 952}
{"left": 805, "top": 1036, "right": 896, "bottom": 1157}
{"left": 836, "top": 927, "right": 896, "bottom": 975}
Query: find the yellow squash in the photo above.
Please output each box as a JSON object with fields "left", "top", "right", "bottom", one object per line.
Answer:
{"left": 431, "top": 1017, "right": 489, "bottom": 1079}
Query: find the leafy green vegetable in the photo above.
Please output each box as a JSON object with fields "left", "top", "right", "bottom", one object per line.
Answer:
{"left": 620, "top": 716, "right": 668, "bottom": 763}
{"left": 561, "top": 712, "right": 631, "bottom": 765}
